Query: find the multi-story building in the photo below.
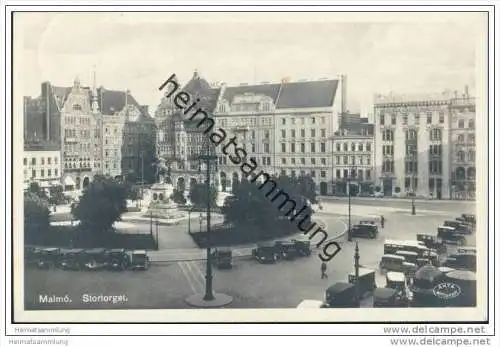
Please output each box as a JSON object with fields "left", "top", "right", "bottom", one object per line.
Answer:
{"left": 213, "top": 77, "right": 344, "bottom": 195}
{"left": 23, "top": 140, "right": 61, "bottom": 192}
{"left": 331, "top": 119, "right": 374, "bottom": 196}
{"left": 373, "top": 91, "right": 459, "bottom": 199}
{"left": 25, "top": 75, "right": 152, "bottom": 192}
{"left": 155, "top": 71, "right": 221, "bottom": 192}
{"left": 450, "top": 89, "right": 476, "bottom": 200}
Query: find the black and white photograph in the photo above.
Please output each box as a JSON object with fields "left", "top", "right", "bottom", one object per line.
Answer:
{"left": 8, "top": 8, "right": 492, "bottom": 326}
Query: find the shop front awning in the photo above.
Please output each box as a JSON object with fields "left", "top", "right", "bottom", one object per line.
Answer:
{"left": 63, "top": 176, "right": 75, "bottom": 186}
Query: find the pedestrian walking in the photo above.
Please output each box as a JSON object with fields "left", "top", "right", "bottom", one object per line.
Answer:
{"left": 380, "top": 215, "right": 385, "bottom": 229}
{"left": 321, "top": 261, "right": 328, "bottom": 279}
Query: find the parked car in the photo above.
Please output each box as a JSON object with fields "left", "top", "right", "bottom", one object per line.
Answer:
{"left": 324, "top": 282, "right": 360, "bottom": 308}
{"left": 461, "top": 213, "right": 476, "bottom": 225}
{"left": 417, "top": 234, "right": 447, "bottom": 254}
{"left": 83, "top": 248, "right": 108, "bottom": 270}
{"left": 437, "top": 226, "right": 467, "bottom": 246}
{"left": 443, "top": 220, "right": 472, "bottom": 235}
{"left": 213, "top": 248, "right": 233, "bottom": 269}
{"left": 442, "top": 253, "right": 476, "bottom": 272}
{"left": 36, "top": 248, "right": 61, "bottom": 269}
{"left": 252, "top": 242, "right": 278, "bottom": 264}
{"left": 291, "top": 237, "right": 312, "bottom": 257}
{"left": 350, "top": 223, "right": 378, "bottom": 239}
{"left": 105, "top": 249, "right": 130, "bottom": 271}
{"left": 274, "top": 240, "right": 297, "bottom": 260}
{"left": 373, "top": 288, "right": 408, "bottom": 308}
{"left": 60, "top": 248, "right": 85, "bottom": 270}
{"left": 129, "top": 250, "right": 150, "bottom": 270}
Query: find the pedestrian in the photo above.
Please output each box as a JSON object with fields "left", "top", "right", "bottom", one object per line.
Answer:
{"left": 380, "top": 215, "right": 385, "bottom": 229}
{"left": 321, "top": 261, "right": 328, "bottom": 279}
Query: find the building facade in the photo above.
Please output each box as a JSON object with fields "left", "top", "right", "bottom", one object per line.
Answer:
{"left": 213, "top": 78, "right": 343, "bottom": 195}
{"left": 373, "top": 90, "right": 474, "bottom": 199}
{"left": 23, "top": 141, "right": 61, "bottom": 191}
{"left": 450, "top": 92, "right": 476, "bottom": 200}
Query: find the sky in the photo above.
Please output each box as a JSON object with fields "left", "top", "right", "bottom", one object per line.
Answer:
{"left": 17, "top": 12, "right": 484, "bottom": 117}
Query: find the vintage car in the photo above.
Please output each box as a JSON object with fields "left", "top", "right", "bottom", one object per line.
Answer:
{"left": 379, "top": 254, "right": 406, "bottom": 273}
{"left": 252, "top": 242, "right": 278, "bottom": 264}
{"left": 296, "top": 300, "right": 324, "bottom": 308}
{"left": 443, "top": 220, "right": 472, "bottom": 235}
{"left": 105, "top": 249, "right": 130, "bottom": 271}
{"left": 437, "top": 226, "right": 467, "bottom": 246}
{"left": 274, "top": 240, "right": 297, "bottom": 260}
{"left": 384, "top": 240, "right": 426, "bottom": 256}
{"left": 324, "top": 282, "right": 360, "bottom": 308}
{"left": 83, "top": 248, "right": 108, "bottom": 270}
{"left": 461, "top": 213, "right": 476, "bottom": 225}
{"left": 349, "top": 223, "right": 378, "bottom": 239}
{"left": 25, "top": 246, "right": 42, "bottom": 267}
{"left": 373, "top": 288, "right": 408, "bottom": 308}
{"left": 457, "top": 246, "right": 476, "bottom": 255}
{"left": 59, "top": 248, "right": 85, "bottom": 270}
{"left": 213, "top": 248, "right": 233, "bottom": 269}
{"left": 348, "top": 267, "right": 377, "bottom": 297}
{"left": 442, "top": 253, "right": 476, "bottom": 272}
{"left": 416, "top": 234, "right": 447, "bottom": 254}
{"left": 36, "top": 248, "right": 61, "bottom": 269}
{"left": 395, "top": 250, "right": 419, "bottom": 265}
{"left": 359, "top": 219, "right": 378, "bottom": 226}
{"left": 129, "top": 250, "right": 150, "bottom": 270}
{"left": 292, "top": 237, "right": 312, "bottom": 257}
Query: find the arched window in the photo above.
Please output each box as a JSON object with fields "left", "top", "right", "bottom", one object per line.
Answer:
{"left": 455, "top": 167, "right": 466, "bottom": 180}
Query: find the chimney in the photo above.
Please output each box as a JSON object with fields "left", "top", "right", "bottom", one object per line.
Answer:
{"left": 341, "top": 74, "right": 347, "bottom": 114}
{"left": 464, "top": 85, "right": 469, "bottom": 98}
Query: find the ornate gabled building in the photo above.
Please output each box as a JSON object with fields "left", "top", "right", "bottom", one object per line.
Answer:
{"left": 155, "top": 71, "right": 221, "bottom": 192}
{"left": 25, "top": 74, "right": 154, "bottom": 192}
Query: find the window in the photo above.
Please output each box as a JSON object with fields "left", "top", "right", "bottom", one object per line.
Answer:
{"left": 382, "top": 145, "right": 394, "bottom": 156}
{"left": 320, "top": 142, "right": 326, "bottom": 153}
{"left": 414, "top": 113, "right": 420, "bottom": 124}
{"left": 55, "top": 169, "right": 58, "bottom": 176}
{"left": 366, "top": 170, "right": 372, "bottom": 180}
{"left": 321, "top": 129, "right": 326, "bottom": 138}
{"left": 458, "top": 119, "right": 464, "bottom": 128}
{"left": 251, "top": 143, "right": 255, "bottom": 152}
{"left": 343, "top": 156, "right": 348, "bottom": 165}
{"left": 48, "top": 169, "right": 52, "bottom": 177}
{"left": 281, "top": 130, "right": 286, "bottom": 138}
{"left": 366, "top": 156, "right": 371, "bottom": 165}
{"left": 301, "top": 129, "right": 305, "bottom": 137}
{"left": 439, "top": 112, "right": 445, "bottom": 124}
{"left": 72, "top": 104, "right": 82, "bottom": 111}
{"left": 264, "top": 130, "right": 270, "bottom": 139}
{"left": 351, "top": 143, "right": 356, "bottom": 151}
{"left": 351, "top": 156, "right": 356, "bottom": 165}
{"left": 336, "top": 156, "right": 340, "bottom": 164}
{"left": 321, "top": 116, "right": 325, "bottom": 124}
{"left": 468, "top": 150, "right": 475, "bottom": 162}
{"left": 282, "top": 118, "right": 286, "bottom": 125}
{"left": 320, "top": 171, "right": 326, "bottom": 178}
{"left": 402, "top": 114, "right": 408, "bottom": 125}
{"left": 31, "top": 158, "right": 36, "bottom": 165}
{"left": 321, "top": 158, "right": 326, "bottom": 165}
{"left": 312, "top": 117, "right": 316, "bottom": 124}
{"left": 382, "top": 160, "right": 394, "bottom": 173}
{"left": 406, "top": 129, "right": 417, "bottom": 140}
{"left": 311, "top": 158, "right": 316, "bottom": 165}
{"left": 468, "top": 134, "right": 475, "bottom": 144}
{"left": 430, "top": 128, "right": 442, "bottom": 141}
{"left": 311, "top": 170, "right": 316, "bottom": 177}
{"left": 300, "top": 143, "right": 305, "bottom": 153}
{"left": 458, "top": 134, "right": 465, "bottom": 143}
{"left": 343, "top": 143, "right": 348, "bottom": 151}
{"left": 31, "top": 170, "right": 36, "bottom": 178}
{"left": 359, "top": 156, "right": 364, "bottom": 165}
{"left": 311, "top": 129, "right": 316, "bottom": 137}
{"left": 281, "top": 158, "right": 286, "bottom": 165}
{"left": 427, "top": 112, "right": 432, "bottom": 124}
{"left": 264, "top": 143, "right": 270, "bottom": 153}
{"left": 251, "top": 130, "right": 255, "bottom": 139}
{"left": 336, "top": 170, "right": 341, "bottom": 179}
{"left": 343, "top": 169, "right": 348, "bottom": 178}
{"left": 336, "top": 143, "right": 341, "bottom": 151}
{"left": 310, "top": 143, "right": 316, "bottom": 153}
{"left": 468, "top": 119, "right": 475, "bottom": 129}
{"left": 383, "top": 130, "right": 394, "bottom": 141}
{"left": 23, "top": 158, "right": 27, "bottom": 165}
{"left": 358, "top": 143, "right": 364, "bottom": 151}
{"left": 291, "top": 158, "right": 296, "bottom": 164}
{"left": 281, "top": 143, "right": 286, "bottom": 153}
{"left": 366, "top": 143, "right": 371, "bottom": 152}
{"left": 291, "top": 130, "right": 296, "bottom": 138}
{"left": 429, "top": 160, "right": 442, "bottom": 175}
{"left": 301, "top": 158, "right": 306, "bottom": 165}
{"left": 391, "top": 114, "right": 396, "bottom": 125}
{"left": 456, "top": 150, "right": 465, "bottom": 162}
{"left": 380, "top": 114, "right": 385, "bottom": 125}
{"left": 291, "top": 118, "right": 296, "bottom": 125}
{"left": 40, "top": 169, "right": 45, "bottom": 177}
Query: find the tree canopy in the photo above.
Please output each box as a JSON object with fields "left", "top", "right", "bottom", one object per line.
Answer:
{"left": 72, "top": 175, "right": 127, "bottom": 236}
{"left": 24, "top": 192, "right": 51, "bottom": 244}
{"left": 189, "top": 182, "right": 218, "bottom": 208}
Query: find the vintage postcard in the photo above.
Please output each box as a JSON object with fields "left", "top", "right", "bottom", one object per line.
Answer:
{"left": 10, "top": 9, "right": 491, "bottom": 324}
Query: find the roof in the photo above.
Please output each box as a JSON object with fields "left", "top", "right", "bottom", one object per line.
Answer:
{"left": 277, "top": 79, "right": 338, "bottom": 109}
{"left": 386, "top": 271, "right": 406, "bottom": 282}
{"left": 414, "top": 264, "right": 442, "bottom": 281}
{"left": 374, "top": 287, "right": 397, "bottom": 299}
{"left": 24, "top": 140, "right": 60, "bottom": 151}
{"left": 445, "top": 270, "right": 475, "bottom": 281}
{"left": 382, "top": 254, "right": 405, "bottom": 260}
{"left": 349, "top": 267, "right": 375, "bottom": 277}
{"left": 222, "top": 84, "right": 281, "bottom": 105}
{"left": 326, "top": 282, "right": 354, "bottom": 294}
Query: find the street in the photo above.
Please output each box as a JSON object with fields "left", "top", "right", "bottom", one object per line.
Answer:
{"left": 25, "top": 205, "right": 468, "bottom": 309}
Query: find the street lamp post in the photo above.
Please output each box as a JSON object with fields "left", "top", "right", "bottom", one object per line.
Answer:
{"left": 411, "top": 174, "right": 416, "bottom": 215}
{"left": 347, "top": 166, "right": 357, "bottom": 242}
{"left": 199, "top": 213, "right": 203, "bottom": 233}
{"left": 354, "top": 241, "right": 360, "bottom": 306}
{"left": 188, "top": 209, "right": 192, "bottom": 233}
{"left": 155, "top": 218, "right": 159, "bottom": 250}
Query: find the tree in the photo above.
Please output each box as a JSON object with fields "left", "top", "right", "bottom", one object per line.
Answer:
{"left": 24, "top": 192, "right": 51, "bottom": 244}
{"left": 29, "top": 182, "right": 47, "bottom": 200}
{"left": 72, "top": 175, "right": 127, "bottom": 242}
{"left": 295, "top": 174, "right": 318, "bottom": 204}
{"left": 48, "top": 185, "right": 65, "bottom": 205}
{"left": 171, "top": 189, "right": 187, "bottom": 205}
{"left": 189, "top": 183, "right": 218, "bottom": 208}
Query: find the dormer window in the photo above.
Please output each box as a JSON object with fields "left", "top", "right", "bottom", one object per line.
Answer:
{"left": 72, "top": 104, "right": 82, "bottom": 111}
